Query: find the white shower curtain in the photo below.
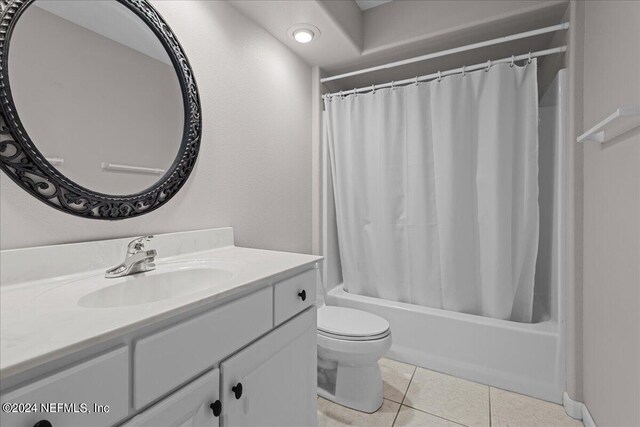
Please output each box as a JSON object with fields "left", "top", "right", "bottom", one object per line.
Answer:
{"left": 325, "top": 61, "right": 539, "bottom": 322}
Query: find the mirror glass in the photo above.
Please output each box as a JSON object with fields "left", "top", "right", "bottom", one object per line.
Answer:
{"left": 8, "top": 0, "right": 184, "bottom": 195}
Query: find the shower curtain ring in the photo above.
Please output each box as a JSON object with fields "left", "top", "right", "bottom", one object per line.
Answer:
{"left": 461, "top": 65, "right": 466, "bottom": 77}
{"left": 485, "top": 60, "right": 491, "bottom": 72}
{"left": 528, "top": 52, "right": 532, "bottom": 64}
{"left": 339, "top": 90, "right": 344, "bottom": 99}
{"left": 414, "top": 76, "right": 419, "bottom": 86}
{"left": 391, "top": 80, "right": 395, "bottom": 90}
{"left": 372, "top": 84, "right": 376, "bottom": 94}
{"left": 353, "top": 88, "right": 357, "bottom": 97}
{"left": 437, "top": 71, "right": 442, "bottom": 82}
{"left": 510, "top": 55, "right": 515, "bottom": 68}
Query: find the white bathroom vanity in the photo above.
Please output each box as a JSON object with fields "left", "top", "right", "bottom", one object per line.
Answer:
{"left": 0, "top": 228, "right": 321, "bottom": 427}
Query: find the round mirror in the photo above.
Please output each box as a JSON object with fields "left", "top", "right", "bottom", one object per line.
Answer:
{"left": 0, "top": 0, "right": 201, "bottom": 218}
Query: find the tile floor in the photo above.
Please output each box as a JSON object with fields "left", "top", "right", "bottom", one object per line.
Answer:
{"left": 317, "top": 358, "right": 583, "bottom": 427}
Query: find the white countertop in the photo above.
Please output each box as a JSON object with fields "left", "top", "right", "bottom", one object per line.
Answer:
{"left": 1, "top": 232, "right": 321, "bottom": 380}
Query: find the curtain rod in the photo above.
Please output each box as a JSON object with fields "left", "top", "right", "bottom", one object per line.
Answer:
{"left": 320, "top": 22, "right": 569, "bottom": 83}
{"left": 322, "top": 46, "right": 566, "bottom": 99}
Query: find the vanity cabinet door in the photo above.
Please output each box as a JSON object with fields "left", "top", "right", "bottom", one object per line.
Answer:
{"left": 122, "top": 369, "right": 221, "bottom": 427}
{"left": 221, "top": 308, "right": 316, "bottom": 427}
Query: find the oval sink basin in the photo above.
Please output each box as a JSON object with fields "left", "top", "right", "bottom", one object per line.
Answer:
{"left": 78, "top": 264, "right": 236, "bottom": 308}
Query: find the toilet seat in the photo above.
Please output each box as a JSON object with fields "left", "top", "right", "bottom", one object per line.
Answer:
{"left": 318, "top": 329, "right": 390, "bottom": 341}
{"left": 317, "top": 306, "right": 390, "bottom": 341}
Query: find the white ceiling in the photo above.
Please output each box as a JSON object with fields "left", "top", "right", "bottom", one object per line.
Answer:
{"left": 355, "top": 0, "right": 392, "bottom": 11}
{"left": 229, "top": 0, "right": 569, "bottom": 81}
{"left": 229, "top": 0, "right": 362, "bottom": 69}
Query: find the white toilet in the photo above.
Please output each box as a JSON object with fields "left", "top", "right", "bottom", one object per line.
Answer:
{"left": 316, "top": 302, "right": 392, "bottom": 413}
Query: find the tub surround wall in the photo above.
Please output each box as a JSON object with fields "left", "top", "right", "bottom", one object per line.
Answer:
{"left": 0, "top": 0, "right": 313, "bottom": 254}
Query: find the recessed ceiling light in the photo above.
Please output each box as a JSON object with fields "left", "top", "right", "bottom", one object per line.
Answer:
{"left": 287, "top": 24, "right": 320, "bottom": 44}
{"left": 294, "top": 29, "right": 314, "bottom": 44}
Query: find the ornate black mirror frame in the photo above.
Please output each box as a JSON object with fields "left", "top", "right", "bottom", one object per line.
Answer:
{"left": 0, "top": 0, "right": 201, "bottom": 219}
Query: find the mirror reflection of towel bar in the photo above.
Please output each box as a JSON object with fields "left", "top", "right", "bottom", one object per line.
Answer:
{"left": 101, "top": 162, "right": 165, "bottom": 175}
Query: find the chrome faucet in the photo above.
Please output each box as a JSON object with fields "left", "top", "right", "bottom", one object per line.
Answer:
{"left": 105, "top": 235, "right": 157, "bottom": 278}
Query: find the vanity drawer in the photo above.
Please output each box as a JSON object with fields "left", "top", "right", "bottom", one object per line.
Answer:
{"left": 133, "top": 286, "right": 272, "bottom": 409}
{"left": 0, "top": 347, "right": 129, "bottom": 427}
{"left": 274, "top": 268, "right": 316, "bottom": 325}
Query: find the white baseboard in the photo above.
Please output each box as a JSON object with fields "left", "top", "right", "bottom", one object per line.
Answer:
{"left": 563, "top": 392, "right": 583, "bottom": 419}
{"left": 563, "top": 392, "right": 597, "bottom": 427}
{"left": 582, "top": 407, "right": 596, "bottom": 427}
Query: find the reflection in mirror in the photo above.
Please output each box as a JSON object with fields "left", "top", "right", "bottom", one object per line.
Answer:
{"left": 8, "top": 0, "right": 184, "bottom": 195}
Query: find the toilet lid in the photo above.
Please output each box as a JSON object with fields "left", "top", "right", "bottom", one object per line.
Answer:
{"left": 317, "top": 306, "right": 390, "bottom": 338}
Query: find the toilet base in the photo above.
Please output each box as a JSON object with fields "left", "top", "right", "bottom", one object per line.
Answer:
{"left": 317, "top": 360, "right": 384, "bottom": 413}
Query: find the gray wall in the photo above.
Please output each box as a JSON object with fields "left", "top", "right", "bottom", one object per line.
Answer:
{"left": 581, "top": 1, "right": 640, "bottom": 426}
{"left": 0, "top": 0, "right": 313, "bottom": 253}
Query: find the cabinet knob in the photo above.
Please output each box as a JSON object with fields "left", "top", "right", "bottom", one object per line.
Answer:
{"left": 34, "top": 421, "right": 52, "bottom": 427}
{"left": 232, "top": 382, "right": 243, "bottom": 399}
{"left": 210, "top": 400, "right": 222, "bottom": 417}
{"left": 298, "top": 290, "right": 307, "bottom": 301}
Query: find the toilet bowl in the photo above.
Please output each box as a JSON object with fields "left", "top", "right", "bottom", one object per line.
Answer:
{"left": 316, "top": 305, "right": 392, "bottom": 413}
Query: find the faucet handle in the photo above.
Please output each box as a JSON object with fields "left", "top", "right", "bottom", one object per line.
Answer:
{"left": 127, "top": 235, "right": 154, "bottom": 254}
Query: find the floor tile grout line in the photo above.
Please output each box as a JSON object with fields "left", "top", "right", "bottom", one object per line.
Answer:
{"left": 397, "top": 365, "right": 484, "bottom": 427}
{"left": 391, "top": 364, "right": 417, "bottom": 426}
{"left": 400, "top": 402, "right": 469, "bottom": 427}
{"left": 489, "top": 386, "right": 492, "bottom": 427}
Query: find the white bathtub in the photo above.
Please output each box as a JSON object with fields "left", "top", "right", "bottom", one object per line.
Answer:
{"left": 325, "top": 285, "right": 564, "bottom": 402}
